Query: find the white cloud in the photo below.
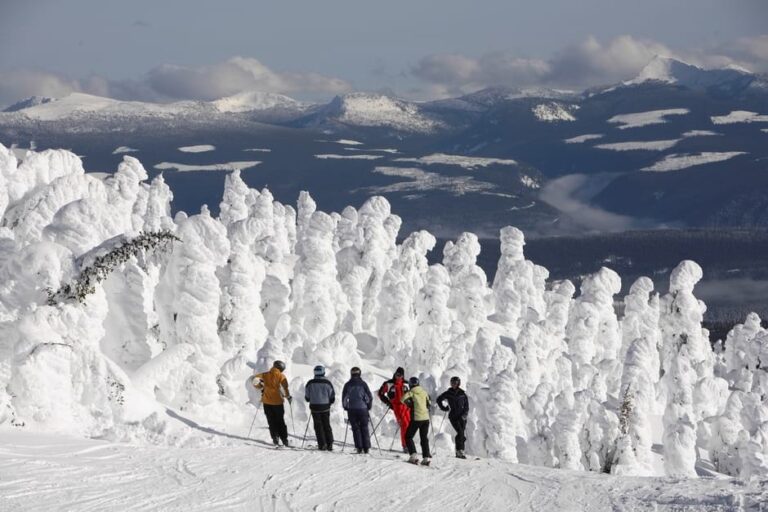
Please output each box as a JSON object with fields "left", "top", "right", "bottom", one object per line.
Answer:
{"left": 410, "top": 34, "right": 768, "bottom": 93}
{"left": 146, "top": 57, "right": 351, "bottom": 101}
{"left": 0, "top": 57, "right": 351, "bottom": 107}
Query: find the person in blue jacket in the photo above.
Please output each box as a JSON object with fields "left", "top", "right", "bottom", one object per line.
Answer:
{"left": 342, "top": 366, "right": 373, "bottom": 454}
{"left": 305, "top": 364, "right": 336, "bottom": 451}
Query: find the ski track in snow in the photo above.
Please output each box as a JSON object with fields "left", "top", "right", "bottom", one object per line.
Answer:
{"left": 1, "top": 429, "right": 763, "bottom": 512}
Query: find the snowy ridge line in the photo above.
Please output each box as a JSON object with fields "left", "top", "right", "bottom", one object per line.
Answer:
{"left": 0, "top": 144, "right": 767, "bottom": 483}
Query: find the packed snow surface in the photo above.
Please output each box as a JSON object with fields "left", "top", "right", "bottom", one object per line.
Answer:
{"left": 596, "top": 139, "right": 680, "bottom": 151}
{"left": 608, "top": 109, "right": 689, "bottom": 129}
{"left": 711, "top": 111, "right": 768, "bottom": 125}
{"left": 531, "top": 103, "right": 576, "bottom": 122}
{"left": 178, "top": 145, "right": 216, "bottom": 153}
{"left": 564, "top": 134, "right": 604, "bottom": 144}
{"left": 112, "top": 146, "right": 138, "bottom": 154}
{"left": 153, "top": 161, "right": 261, "bottom": 172}
{"left": 643, "top": 152, "right": 747, "bottom": 172}
{"left": 394, "top": 153, "right": 517, "bottom": 169}
{"left": 314, "top": 154, "right": 383, "bottom": 160}
{"left": 1, "top": 429, "right": 764, "bottom": 512}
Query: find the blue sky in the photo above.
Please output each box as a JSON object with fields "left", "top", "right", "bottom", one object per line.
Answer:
{"left": 0, "top": 0, "right": 766, "bottom": 105}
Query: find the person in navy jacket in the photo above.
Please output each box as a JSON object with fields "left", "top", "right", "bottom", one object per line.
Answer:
{"left": 342, "top": 367, "right": 373, "bottom": 454}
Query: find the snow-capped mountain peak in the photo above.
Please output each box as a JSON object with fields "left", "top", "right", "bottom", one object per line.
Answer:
{"left": 211, "top": 90, "right": 305, "bottom": 113}
{"left": 626, "top": 56, "right": 755, "bottom": 93}
{"left": 316, "top": 92, "right": 442, "bottom": 133}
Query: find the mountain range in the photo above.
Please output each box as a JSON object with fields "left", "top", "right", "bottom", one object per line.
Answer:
{"left": 1, "top": 56, "right": 767, "bottom": 237}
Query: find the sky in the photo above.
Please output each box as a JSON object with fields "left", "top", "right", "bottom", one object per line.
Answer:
{"left": 0, "top": 0, "right": 767, "bottom": 106}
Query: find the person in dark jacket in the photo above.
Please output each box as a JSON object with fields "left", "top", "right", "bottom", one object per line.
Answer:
{"left": 305, "top": 364, "right": 336, "bottom": 451}
{"left": 342, "top": 366, "right": 373, "bottom": 454}
{"left": 377, "top": 366, "right": 411, "bottom": 452}
{"left": 437, "top": 376, "right": 470, "bottom": 458}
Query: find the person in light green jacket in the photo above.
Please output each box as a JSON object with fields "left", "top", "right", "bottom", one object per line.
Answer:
{"left": 401, "top": 376, "right": 432, "bottom": 465}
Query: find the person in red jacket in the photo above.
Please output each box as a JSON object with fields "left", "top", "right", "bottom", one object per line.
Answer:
{"left": 378, "top": 367, "right": 411, "bottom": 452}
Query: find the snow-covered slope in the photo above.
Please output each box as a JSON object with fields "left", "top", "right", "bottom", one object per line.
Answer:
{"left": 2, "top": 95, "right": 57, "bottom": 112}
{"left": 2, "top": 429, "right": 764, "bottom": 512}
{"left": 306, "top": 93, "right": 442, "bottom": 133}
{"left": 211, "top": 90, "right": 306, "bottom": 113}
{"left": 625, "top": 56, "right": 756, "bottom": 94}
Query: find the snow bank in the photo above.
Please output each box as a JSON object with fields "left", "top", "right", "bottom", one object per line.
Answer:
{"left": 1, "top": 144, "right": 766, "bottom": 480}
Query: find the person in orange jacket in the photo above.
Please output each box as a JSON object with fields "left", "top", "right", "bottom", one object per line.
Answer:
{"left": 253, "top": 360, "right": 292, "bottom": 447}
{"left": 378, "top": 367, "right": 411, "bottom": 452}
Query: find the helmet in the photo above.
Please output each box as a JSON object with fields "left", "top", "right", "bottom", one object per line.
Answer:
{"left": 313, "top": 365, "right": 325, "bottom": 376}
{"left": 409, "top": 376, "right": 420, "bottom": 386}
{"left": 273, "top": 360, "right": 286, "bottom": 371}
{"left": 450, "top": 376, "right": 461, "bottom": 386}
{"left": 350, "top": 366, "right": 362, "bottom": 377}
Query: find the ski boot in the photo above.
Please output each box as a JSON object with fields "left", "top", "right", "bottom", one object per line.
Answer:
{"left": 420, "top": 457, "right": 431, "bottom": 466}
{"left": 407, "top": 454, "right": 420, "bottom": 465}
{"left": 456, "top": 450, "right": 467, "bottom": 459}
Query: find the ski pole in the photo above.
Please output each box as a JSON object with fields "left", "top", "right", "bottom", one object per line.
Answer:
{"left": 438, "top": 410, "right": 448, "bottom": 435}
{"left": 390, "top": 423, "right": 401, "bottom": 451}
{"left": 371, "top": 406, "right": 391, "bottom": 436}
{"left": 247, "top": 409, "right": 259, "bottom": 439}
{"left": 342, "top": 416, "right": 349, "bottom": 452}
{"left": 369, "top": 417, "right": 382, "bottom": 456}
{"left": 301, "top": 414, "right": 312, "bottom": 449}
{"left": 289, "top": 399, "right": 296, "bottom": 437}
{"left": 428, "top": 405, "right": 437, "bottom": 456}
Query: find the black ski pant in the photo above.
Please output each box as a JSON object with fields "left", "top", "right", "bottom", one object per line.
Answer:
{"left": 263, "top": 403, "right": 289, "bottom": 443}
{"left": 449, "top": 417, "right": 467, "bottom": 451}
{"left": 405, "top": 419, "right": 431, "bottom": 458}
{"left": 348, "top": 409, "right": 371, "bottom": 450}
{"left": 311, "top": 410, "right": 334, "bottom": 449}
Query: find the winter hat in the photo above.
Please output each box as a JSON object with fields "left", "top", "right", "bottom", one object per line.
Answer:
{"left": 409, "top": 376, "right": 419, "bottom": 386}
{"left": 273, "top": 360, "right": 286, "bottom": 371}
{"left": 350, "top": 367, "right": 362, "bottom": 377}
{"left": 450, "top": 376, "right": 461, "bottom": 386}
{"left": 394, "top": 367, "right": 405, "bottom": 378}
{"left": 313, "top": 365, "right": 325, "bottom": 376}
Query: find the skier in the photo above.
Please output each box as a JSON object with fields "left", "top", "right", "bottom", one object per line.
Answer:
{"left": 377, "top": 367, "right": 411, "bottom": 452}
{"left": 304, "top": 364, "right": 336, "bottom": 451}
{"left": 252, "top": 360, "right": 292, "bottom": 447}
{"left": 342, "top": 366, "right": 373, "bottom": 454}
{"left": 437, "top": 376, "right": 470, "bottom": 459}
{"left": 401, "top": 376, "right": 432, "bottom": 465}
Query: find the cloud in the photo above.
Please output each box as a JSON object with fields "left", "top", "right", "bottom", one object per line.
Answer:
{"left": 146, "top": 57, "right": 350, "bottom": 101}
{"left": 410, "top": 34, "right": 768, "bottom": 93}
{"left": 0, "top": 56, "right": 351, "bottom": 107}
{"left": 538, "top": 173, "right": 649, "bottom": 233}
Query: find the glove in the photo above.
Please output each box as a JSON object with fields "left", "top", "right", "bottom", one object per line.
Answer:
{"left": 287, "top": 396, "right": 293, "bottom": 404}
{"left": 439, "top": 405, "right": 449, "bottom": 412}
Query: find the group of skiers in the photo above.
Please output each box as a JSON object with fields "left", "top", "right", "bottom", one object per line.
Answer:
{"left": 251, "top": 361, "right": 470, "bottom": 465}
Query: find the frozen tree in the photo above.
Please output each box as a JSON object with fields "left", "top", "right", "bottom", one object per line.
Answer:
{"left": 659, "top": 261, "right": 711, "bottom": 477}
{"left": 565, "top": 267, "right": 621, "bottom": 401}
{"left": 492, "top": 226, "right": 548, "bottom": 337}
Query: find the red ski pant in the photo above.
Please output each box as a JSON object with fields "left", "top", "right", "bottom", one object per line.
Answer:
{"left": 393, "top": 404, "right": 411, "bottom": 447}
